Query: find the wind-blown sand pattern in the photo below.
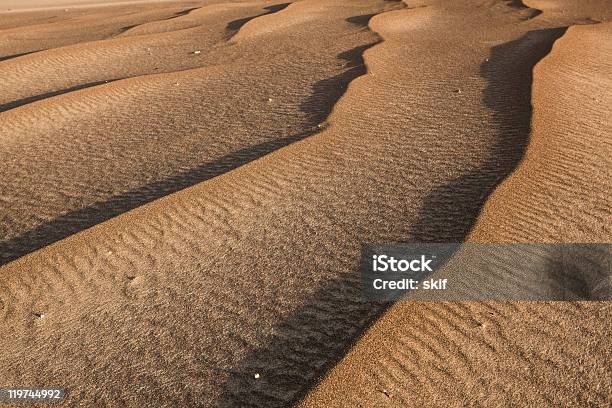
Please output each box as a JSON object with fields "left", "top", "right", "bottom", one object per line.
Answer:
{"left": 0, "top": 0, "right": 610, "bottom": 407}
{"left": 300, "top": 12, "right": 612, "bottom": 408}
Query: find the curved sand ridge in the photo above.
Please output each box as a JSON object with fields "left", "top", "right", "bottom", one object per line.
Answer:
{"left": 525, "top": 0, "right": 611, "bottom": 24}
{"left": 0, "top": 2, "right": 287, "bottom": 109}
{"left": 471, "top": 21, "right": 612, "bottom": 243}
{"left": 299, "top": 16, "right": 611, "bottom": 408}
{"left": 0, "top": 2, "right": 209, "bottom": 55}
{"left": 1, "top": 0, "right": 405, "bottom": 406}
{"left": 0, "top": 0, "right": 200, "bottom": 12}
{"left": 0, "top": 0, "right": 389, "bottom": 264}
{"left": 0, "top": 0, "right": 610, "bottom": 407}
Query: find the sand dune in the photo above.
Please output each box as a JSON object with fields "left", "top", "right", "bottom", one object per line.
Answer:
{"left": 0, "top": 3, "right": 205, "bottom": 53}
{"left": 1, "top": 0, "right": 202, "bottom": 12}
{"left": 299, "top": 13, "right": 612, "bottom": 408}
{"left": 471, "top": 21, "right": 612, "bottom": 243}
{"left": 0, "top": 0, "right": 610, "bottom": 406}
{"left": 0, "top": 0, "right": 390, "bottom": 264}
{"left": 0, "top": 2, "right": 295, "bottom": 107}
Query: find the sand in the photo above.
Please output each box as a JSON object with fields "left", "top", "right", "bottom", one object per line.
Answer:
{"left": 299, "top": 12, "right": 612, "bottom": 408}
{"left": 0, "top": 0, "right": 610, "bottom": 406}
{"left": 0, "top": 0, "right": 191, "bottom": 12}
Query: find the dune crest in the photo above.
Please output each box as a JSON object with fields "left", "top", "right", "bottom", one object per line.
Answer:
{"left": 299, "top": 18, "right": 611, "bottom": 408}
{"left": 0, "top": 1, "right": 610, "bottom": 407}
{"left": 470, "top": 22, "right": 612, "bottom": 243}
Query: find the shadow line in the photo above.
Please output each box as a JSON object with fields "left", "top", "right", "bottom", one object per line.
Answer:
{"left": 0, "top": 80, "right": 118, "bottom": 113}
{"left": 225, "top": 3, "right": 291, "bottom": 37}
{"left": 213, "top": 27, "right": 568, "bottom": 407}
{"left": 0, "top": 51, "right": 36, "bottom": 62}
{"left": 0, "top": 41, "right": 378, "bottom": 265}
{"left": 411, "top": 27, "right": 567, "bottom": 243}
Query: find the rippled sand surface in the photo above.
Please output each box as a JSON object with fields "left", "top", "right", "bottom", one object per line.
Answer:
{"left": 0, "top": 0, "right": 610, "bottom": 406}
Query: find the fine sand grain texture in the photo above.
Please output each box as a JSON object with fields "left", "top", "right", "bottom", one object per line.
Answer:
{"left": 0, "top": 0, "right": 199, "bottom": 12}
{"left": 0, "top": 0, "right": 392, "bottom": 264}
{"left": 471, "top": 21, "right": 612, "bottom": 243}
{"left": 299, "top": 10, "right": 612, "bottom": 408}
{"left": 0, "top": 0, "right": 611, "bottom": 407}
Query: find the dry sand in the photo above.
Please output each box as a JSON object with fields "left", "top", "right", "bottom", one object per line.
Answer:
{"left": 1, "top": 0, "right": 190, "bottom": 12}
{"left": 0, "top": 0, "right": 610, "bottom": 406}
{"left": 299, "top": 11, "right": 612, "bottom": 408}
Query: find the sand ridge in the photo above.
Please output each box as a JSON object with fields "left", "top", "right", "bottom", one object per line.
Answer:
{"left": 299, "top": 8, "right": 612, "bottom": 408}
{"left": 0, "top": 0, "right": 392, "bottom": 264}
{"left": 470, "top": 21, "right": 612, "bottom": 243}
{"left": 0, "top": 0, "right": 206, "bottom": 13}
{"left": 0, "top": 0, "right": 610, "bottom": 406}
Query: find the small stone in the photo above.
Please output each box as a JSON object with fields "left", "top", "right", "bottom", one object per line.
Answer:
{"left": 193, "top": 50, "right": 201, "bottom": 55}
{"left": 254, "top": 373, "right": 260, "bottom": 379}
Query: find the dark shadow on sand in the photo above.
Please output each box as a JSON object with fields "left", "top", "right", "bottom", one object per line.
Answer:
{"left": 0, "top": 51, "right": 37, "bottom": 62}
{"left": 0, "top": 80, "right": 119, "bottom": 113}
{"left": 212, "top": 27, "right": 568, "bottom": 407}
{"left": 544, "top": 243, "right": 612, "bottom": 300}
{"left": 411, "top": 27, "right": 567, "bottom": 243}
{"left": 0, "top": 41, "right": 376, "bottom": 265}
{"left": 225, "top": 3, "right": 291, "bottom": 36}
